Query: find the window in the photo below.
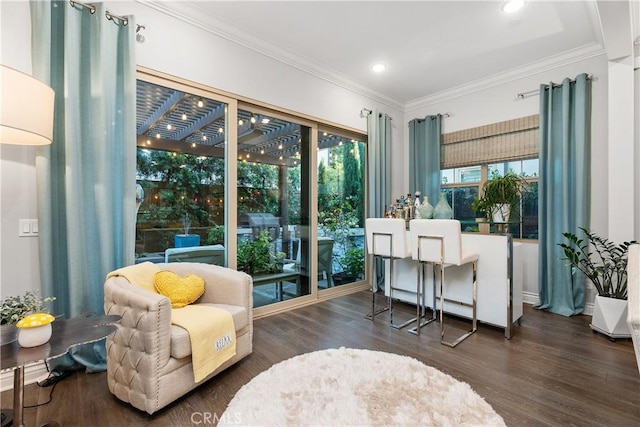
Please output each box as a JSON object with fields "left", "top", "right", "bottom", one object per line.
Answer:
{"left": 441, "top": 159, "right": 539, "bottom": 239}
{"left": 439, "top": 115, "right": 539, "bottom": 239}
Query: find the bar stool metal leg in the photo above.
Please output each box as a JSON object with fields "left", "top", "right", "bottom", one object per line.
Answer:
{"left": 365, "top": 255, "right": 390, "bottom": 320}
{"left": 388, "top": 255, "right": 418, "bottom": 330}
{"left": 408, "top": 261, "right": 437, "bottom": 335}
{"left": 440, "top": 260, "right": 478, "bottom": 347}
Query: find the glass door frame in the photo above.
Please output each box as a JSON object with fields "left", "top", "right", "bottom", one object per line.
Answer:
{"left": 137, "top": 66, "right": 370, "bottom": 318}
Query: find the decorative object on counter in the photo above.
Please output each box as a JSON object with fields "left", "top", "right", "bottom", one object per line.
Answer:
{"left": 472, "top": 171, "right": 527, "bottom": 223}
{"left": 1, "top": 291, "right": 56, "bottom": 345}
{"left": 559, "top": 228, "right": 637, "bottom": 339}
{"left": 385, "top": 192, "right": 428, "bottom": 221}
{"left": 418, "top": 197, "right": 434, "bottom": 219}
{"left": 433, "top": 192, "right": 453, "bottom": 219}
{"left": 16, "top": 313, "right": 55, "bottom": 347}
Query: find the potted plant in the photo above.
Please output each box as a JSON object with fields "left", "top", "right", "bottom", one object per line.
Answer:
{"left": 472, "top": 171, "right": 527, "bottom": 222}
{"left": 206, "top": 224, "right": 225, "bottom": 245}
{"left": 1, "top": 291, "right": 56, "bottom": 344}
{"left": 559, "top": 228, "right": 637, "bottom": 339}
{"left": 237, "top": 230, "right": 282, "bottom": 276}
{"left": 339, "top": 248, "right": 365, "bottom": 282}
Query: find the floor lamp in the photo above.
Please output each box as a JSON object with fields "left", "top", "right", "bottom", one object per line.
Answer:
{"left": 1, "top": 64, "right": 55, "bottom": 427}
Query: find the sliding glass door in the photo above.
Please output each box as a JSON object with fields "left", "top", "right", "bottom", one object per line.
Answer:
{"left": 135, "top": 78, "right": 230, "bottom": 266}
{"left": 236, "top": 106, "right": 311, "bottom": 308}
{"left": 135, "top": 70, "right": 367, "bottom": 313}
{"left": 317, "top": 127, "right": 366, "bottom": 288}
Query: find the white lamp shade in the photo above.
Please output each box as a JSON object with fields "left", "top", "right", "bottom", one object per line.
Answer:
{"left": 0, "top": 65, "right": 55, "bottom": 145}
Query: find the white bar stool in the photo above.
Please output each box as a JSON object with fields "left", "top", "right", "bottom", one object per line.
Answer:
{"left": 365, "top": 218, "right": 415, "bottom": 329}
{"left": 408, "top": 220, "right": 438, "bottom": 335}
{"left": 409, "top": 219, "right": 479, "bottom": 347}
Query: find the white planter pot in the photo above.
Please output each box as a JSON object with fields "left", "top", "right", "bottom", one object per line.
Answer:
{"left": 491, "top": 204, "right": 511, "bottom": 223}
{"left": 590, "top": 295, "right": 630, "bottom": 339}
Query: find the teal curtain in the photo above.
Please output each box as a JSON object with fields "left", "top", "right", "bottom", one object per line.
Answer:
{"left": 367, "top": 111, "right": 392, "bottom": 218}
{"left": 408, "top": 115, "right": 442, "bottom": 206}
{"left": 537, "top": 74, "right": 591, "bottom": 316}
{"left": 367, "top": 110, "right": 391, "bottom": 290}
{"left": 31, "top": 1, "right": 136, "bottom": 370}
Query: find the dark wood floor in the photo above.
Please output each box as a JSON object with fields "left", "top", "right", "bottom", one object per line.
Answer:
{"left": 2, "top": 291, "right": 639, "bottom": 427}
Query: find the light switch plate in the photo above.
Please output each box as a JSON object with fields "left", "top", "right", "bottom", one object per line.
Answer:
{"left": 18, "top": 219, "right": 38, "bottom": 237}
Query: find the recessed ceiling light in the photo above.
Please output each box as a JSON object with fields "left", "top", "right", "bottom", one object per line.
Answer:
{"left": 372, "top": 63, "right": 386, "bottom": 73}
{"left": 261, "top": 118, "right": 270, "bottom": 124}
{"left": 501, "top": 0, "right": 525, "bottom": 13}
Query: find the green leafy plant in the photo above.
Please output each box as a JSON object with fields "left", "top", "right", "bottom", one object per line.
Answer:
{"left": 237, "top": 230, "right": 282, "bottom": 275}
{"left": 340, "top": 248, "right": 365, "bottom": 280}
{"left": 559, "top": 227, "right": 637, "bottom": 299}
{"left": 207, "top": 225, "right": 224, "bottom": 245}
{"left": 472, "top": 170, "right": 527, "bottom": 220}
{"left": 0, "top": 291, "right": 56, "bottom": 325}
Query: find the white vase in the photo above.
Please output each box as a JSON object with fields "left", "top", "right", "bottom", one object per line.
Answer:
{"left": 418, "top": 197, "right": 433, "bottom": 219}
{"left": 432, "top": 193, "right": 452, "bottom": 219}
{"left": 590, "top": 295, "right": 630, "bottom": 339}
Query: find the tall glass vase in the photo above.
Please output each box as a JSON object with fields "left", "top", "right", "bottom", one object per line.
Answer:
{"left": 433, "top": 192, "right": 453, "bottom": 219}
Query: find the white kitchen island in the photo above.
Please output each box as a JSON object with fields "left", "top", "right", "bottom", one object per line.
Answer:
{"left": 384, "top": 232, "right": 523, "bottom": 339}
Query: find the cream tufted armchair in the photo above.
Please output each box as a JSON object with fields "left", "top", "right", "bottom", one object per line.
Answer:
{"left": 104, "top": 263, "right": 253, "bottom": 414}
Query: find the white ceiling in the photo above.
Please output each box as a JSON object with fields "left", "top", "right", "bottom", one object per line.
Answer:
{"left": 153, "top": 1, "right": 606, "bottom": 106}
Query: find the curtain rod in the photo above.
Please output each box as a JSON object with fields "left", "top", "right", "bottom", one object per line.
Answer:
{"left": 516, "top": 74, "right": 596, "bottom": 100}
{"left": 106, "top": 11, "right": 129, "bottom": 26}
{"left": 69, "top": 1, "right": 129, "bottom": 25}
{"left": 412, "top": 113, "right": 451, "bottom": 123}
{"left": 69, "top": 0, "right": 95, "bottom": 14}
{"left": 359, "top": 108, "right": 392, "bottom": 120}
{"left": 360, "top": 108, "right": 372, "bottom": 118}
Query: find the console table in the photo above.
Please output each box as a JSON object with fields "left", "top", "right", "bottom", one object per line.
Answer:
{"left": 0, "top": 315, "right": 120, "bottom": 427}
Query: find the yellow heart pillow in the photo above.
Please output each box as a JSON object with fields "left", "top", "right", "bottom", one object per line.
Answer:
{"left": 154, "top": 270, "right": 205, "bottom": 308}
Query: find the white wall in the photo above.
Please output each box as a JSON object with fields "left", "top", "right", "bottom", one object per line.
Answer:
{"left": 0, "top": 1, "right": 41, "bottom": 298}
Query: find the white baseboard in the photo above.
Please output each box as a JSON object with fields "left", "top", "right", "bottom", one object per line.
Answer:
{"left": 521, "top": 291, "right": 594, "bottom": 316}
{"left": 1, "top": 362, "right": 49, "bottom": 392}
{"left": 583, "top": 302, "right": 594, "bottom": 316}
{"left": 522, "top": 291, "right": 540, "bottom": 306}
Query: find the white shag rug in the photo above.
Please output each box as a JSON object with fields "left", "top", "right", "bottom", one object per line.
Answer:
{"left": 220, "top": 347, "right": 506, "bottom": 427}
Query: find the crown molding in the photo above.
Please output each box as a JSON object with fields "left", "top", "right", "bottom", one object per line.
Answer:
{"left": 139, "top": 1, "right": 606, "bottom": 115}
{"left": 138, "top": 1, "right": 405, "bottom": 112}
{"left": 404, "top": 43, "right": 606, "bottom": 113}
